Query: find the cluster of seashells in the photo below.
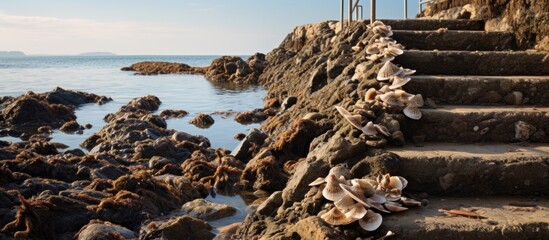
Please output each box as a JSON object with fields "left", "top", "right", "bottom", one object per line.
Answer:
{"left": 310, "top": 168, "right": 421, "bottom": 231}
{"left": 351, "top": 21, "right": 424, "bottom": 121}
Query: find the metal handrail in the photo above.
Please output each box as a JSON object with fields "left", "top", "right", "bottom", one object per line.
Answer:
{"left": 419, "top": 0, "right": 434, "bottom": 13}
{"left": 339, "top": 0, "right": 434, "bottom": 27}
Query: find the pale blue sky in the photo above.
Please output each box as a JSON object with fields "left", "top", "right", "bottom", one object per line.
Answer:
{"left": 0, "top": 0, "right": 420, "bottom": 55}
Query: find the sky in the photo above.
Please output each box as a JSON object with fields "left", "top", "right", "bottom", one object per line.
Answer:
{"left": 0, "top": 0, "right": 420, "bottom": 55}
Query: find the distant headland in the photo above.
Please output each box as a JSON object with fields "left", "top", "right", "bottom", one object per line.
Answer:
{"left": 0, "top": 51, "right": 25, "bottom": 57}
{"left": 79, "top": 52, "right": 117, "bottom": 56}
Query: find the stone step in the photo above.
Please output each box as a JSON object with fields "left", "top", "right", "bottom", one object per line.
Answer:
{"left": 381, "top": 19, "right": 485, "bottom": 31}
{"left": 399, "top": 105, "right": 549, "bottom": 143}
{"left": 389, "top": 143, "right": 549, "bottom": 195}
{"left": 379, "top": 197, "right": 549, "bottom": 239}
{"left": 403, "top": 75, "right": 549, "bottom": 105}
{"left": 393, "top": 50, "right": 549, "bottom": 76}
{"left": 392, "top": 30, "right": 517, "bottom": 51}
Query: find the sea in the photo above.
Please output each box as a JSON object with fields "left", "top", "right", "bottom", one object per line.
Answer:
{"left": 0, "top": 55, "right": 266, "bottom": 229}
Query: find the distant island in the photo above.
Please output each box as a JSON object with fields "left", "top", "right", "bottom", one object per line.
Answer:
{"left": 79, "top": 52, "right": 116, "bottom": 56}
{"left": 0, "top": 51, "right": 25, "bottom": 57}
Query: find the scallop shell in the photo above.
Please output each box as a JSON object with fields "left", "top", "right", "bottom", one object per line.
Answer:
{"left": 339, "top": 183, "right": 370, "bottom": 207}
{"left": 335, "top": 105, "right": 351, "bottom": 117}
{"left": 366, "top": 45, "right": 381, "bottom": 55}
{"left": 366, "top": 54, "right": 382, "bottom": 61}
{"left": 359, "top": 211, "right": 383, "bottom": 231}
{"left": 411, "top": 94, "right": 424, "bottom": 107}
{"left": 398, "top": 67, "right": 416, "bottom": 77}
{"left": 308, "top": 177, "right": 326, "bottom": 186}
{"left": 374, "top": 124, "right": 391, "bottom": 137}
{"left": 368, "top": 20, "right": 385, "bottom": 28}
{"left": 321, "top": 207, "right": 352, "bottom": 225}
{"left": 365, "top": 88, "right": 378, "bottom": 102}
{"left": 334, "top": 194, "right": 356, "bottom": 212}
{"left": 379, "top": 55, "right": 395, "bottom": 62}
{"left": 389, "top": 76, "right": 411, "bottom": 90}
{"left": 322, "top": 174, "right": 345, "bottom": 202}
{"left": 378, "top": 85, "right": 391, "bottom": 94}
{"left": 377, "top": 61, "right": 403, "bottom": 81}
{"left": 401, "top": 197, "right": 423, "bottom": 207}
{"left": 377, "top": 37, "right": 397, "bottom": 45}
{"left": 335, "top": 106, "right": 363, "bottom": 130}
{"left": 389, "top": 176, "right": 404, "bottom": 190}
{"left": 367, "top": 198, "right": 391, "bottom": 213}
{"left": 403, "top": 103, "right": 422, "bottom": 120}
{"left": 384, "top": 201, "right": 408, "bottom": 212}
{"left": 344, "top": 203, "right": 368, "bottom": 220}
{"left": 384, "top": 46, "right": 404, "bottom": 57}
{"left": 369, "top": 192, "right": 387, "bottom": 204}
{"left": 373, "top": 25, "right": 393, "bottom": 37}
{"left": 329, "top": 165, "right": 352, "bottom": 180}
{"left": 361, "top": 121, "right": 378, "bottom": 136}
{"left": 379, "top": 92, "right": 401, "bottom": 106}
{"left": 351, "top": 179, "right": 376, "bottom": 197}
{"left": 394, "top": 89, "right": 414, "bottom": 99}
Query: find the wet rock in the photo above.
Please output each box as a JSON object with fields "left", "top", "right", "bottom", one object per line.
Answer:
{"left": 45, "top": 87, "right": 112, "bottom": 106}
{"left": 256, "top": 191, "right": 283, "bottom": 217}
{"left": 2, "top": 96, "right": 75, "bottom": 128}
{"left": 213, "top": 223, "right": 240, "bottom": 240}
{"left": 64, "top": 148, "right": 86, "bottom": 156}
{"left": 181, "top": 199, "right": 237, "bottom": 221}
{"left": 231, "top": 128, "right": 268, "bottom": 162}
{"left": 286, "top": 216, "right": 347, "bottom": 240}
{"left": 37, "top": 126, "right": 53, "bottom": 133}
{"left": 189, "top": 114, "right": 215, "bottom": 129}
{"left": 60, "top": 120, "right": 82, "bottom": 133}
{"left": 281, "top": 96, "right": 297, "bottom": 110}
{"left": 121, "top": 61, "right": 198, "bottom": 75}
{"left": 205, "top": 55, "right": 262, "bottom": 84}
{"left": 75, "top": 220, "right": 137, "bottom": 240}
{"left": 159, "top": 109, "right": 189, "bottom": 118}
{"left": 234, "top": 109, "right": 267, "bottom": 124}
{"left": 143, "top": 216, "right": 214, "bottom": 240}
{"left": 272, "top": 119, "right": 330, "bottom": 162}
{"left": 233, "top": 133, "right": 246, "bottom": 140}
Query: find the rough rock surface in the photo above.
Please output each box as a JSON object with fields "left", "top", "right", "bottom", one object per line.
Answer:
{"left": 121, "top": 61, "right": 206, "bottom": 75}
{"left": 420, "top": 0, "right": 549, "bottom": 51}
{"left": 181, "top": 199, "right": 236, "bottom": 221}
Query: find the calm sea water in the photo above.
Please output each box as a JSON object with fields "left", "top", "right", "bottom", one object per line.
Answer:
{"left": 0, "top": 55, "right": 266, "bottom": 151}
{"left": 0, "top": 55, "right": 264, "bottom": 227}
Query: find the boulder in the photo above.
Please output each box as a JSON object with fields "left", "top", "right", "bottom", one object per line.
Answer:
{"left": 180, "top": 199, "right": 236, "bottom": 221}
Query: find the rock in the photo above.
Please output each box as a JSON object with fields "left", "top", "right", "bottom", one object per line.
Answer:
{"left": 181, "top": 199, "right": 237, "bottom": 221}
{"left": 308, "top": 65, "right": 328, "bottom": 93}
{"left": 189, "top": 114, "right": 215, "bottom": 128}
{"left": 120, "top": 61, "right": 198, "bottom": 75}
{"left": 160, "top": 109, "right": 189, "bottom": 118}
{"left": 75, "top": 220, "right": 137, "bottom": 240}
{"left": 46, "top": 87, "right": 112, "bottom": 106}
{"left": 281, "top": 96, "right": 297, "bottom": 110}
{"left": 60, "top": 120, "right": 82, "bottom": 133}
{"left": 234, "top": 109, "right": 267, "bottom": 124}
{"left": 280, "top": 158, "right": 330, "bottom": 209}
{"left": 231, "top": 128, "right": 268, "bottom": 162}
{"left": 213, "top": 223, "right": 240, "bottom": 240}
{"left": 256, "top": 191, "right": 283, "bottom": 217}
{"left": 308, "top": 134, "right": 367, "bottom": 166}
{"left": 286, "top": 216, "right": 347, "bottom": 240}
{"left": 2, "top": 95, "right": 75, "bottom": 128}
{"left": 144, "top": 216, "right": 215, "bottom": 240}
{"left": 64, "top": 148, "right": 86, "bottom": 156}
{"left": 233, "top": 133, "right": 246, "bottom": 140}
{"left": 205, "top": 56, "right": 258, "bottom": 84}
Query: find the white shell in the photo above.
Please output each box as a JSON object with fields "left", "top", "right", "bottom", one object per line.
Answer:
{"left": 359, "top": 211, "right": 383, "bottom": 231}
{"left": 308, "top": 177, "right": 326, "bottom": 186}
{"left": 321, "top": 207, "right": 352, "bottom": 225}
{"left": 322, "top": 174, "right": 345, "bottom": 202}
{"left": 334, "top": 194, "right": 356, "bottom": 212}
{"left": 374, "top": 124, "right": 391, "bottom": 137}
{"left": 412, "top": 94, "right": 424, "bottom": 107}
{"left": 389, "top": 76, "right": 411, "bottom": 89}
{"left": 361, "top": 121, "right": 378, "bottom": 136}
{"left": 352, "top": 179, "right": 376, "bottom": 197}
{"left": 403, "top": 103, "right": 422, "bottom": 120}
{"left": 384, "top": 202, "right": 408, "bottom": 212}
{"left": 398, "top": 67, "right": 416, "bottom": 77}
{"left": 365, "top": 88, "right": 377, "bottom": 101}
{"left": 339, "top": 183, "right": 370, "bottom": 207}
{"left": 377, "top": 61, "right": 403, "bottom": 81}
{"left": 379, "top": 92, "right": 402, "bottom": 106}
{"left": 344, "top": 203, "right": 368, "bottom": 220}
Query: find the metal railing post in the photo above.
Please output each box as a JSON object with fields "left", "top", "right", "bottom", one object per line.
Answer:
{"left": 370, "top": 0, "right": 376, "bottom": 24}
{"left": 349, "top": 0, "right": 353, "bottom": 24}
{"left": 404, "top": 0, "right": 408, "bottom": 19}
{"left": 341, "top": 0, "right": 345, "bottom": 29}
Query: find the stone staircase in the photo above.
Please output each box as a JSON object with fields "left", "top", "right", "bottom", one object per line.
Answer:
{"left": 381, "top": 19, "right": 549, "bottom": 239}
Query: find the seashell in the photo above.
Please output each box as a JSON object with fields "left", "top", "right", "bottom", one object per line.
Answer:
{"left": 322, "top": 174, "right": 346, "bottom": 202}
{"left": 335, "top": 106, "right": 363, "bottom": 130}
{"left": 411, "top": 94, "right": 424, "bottom": 107}
{"left": 351, "top": 179, "right": 376, "bottom": 197}
{"left": 344, "top": 203, "right": 368, "bottom": 220}
{"left": 377, "top": 37, "right": 397, "bottom": 45}
{"left": 335, "top": 105, "right": 351, "bottom": 117}
{"left": 378, "top": 55, "right": 395, "bottom": 62}
{"left": 339, "top": 183, "right": 370, "bottom": 207}
{"left": 321, "top": 207, "right": 352, "bottom": 225}
{"left": 359, "top": 211, "right": 383, "bottom": 231}
{"left": 366, "top": 198, "right": 390, "bottom": 213}
{"left": 366, "top": 45, "right": 381, "bottom": 55}
{"left": 369, "top": 192, "right": 387, "bottom": 204}
{"left": 329, "top": 165, "right": 352, "bottom": 180}
{"left": 394, "top": 89, "right": 414, "bottom": 99}
{"left": 368, "top": 20, "right": 385, "bottom": 28}
{"left": 401, "top": 197, "right": 423, "bottom": 207}
{"left": 379, "top": 92, "right": 402, "bottom": 106}
{"left": 389, "top": 76, "right": 411, "bottom": 90}
{"left": 403, "top": 102, "right": 422, "bottom": 120}
{"left": 373, "top": 25, "right": 393, "bottom": 37}
{"left": 378, "top": 85, "right": 391, "bottom": 94}
{"left": 436, "top": 27, "right": 448, "bottom": 33}
{"left": 365, "top": 88, "right": 377, "bottom": 102}
{"left": 374, "top": 124, "right": 391, "bottom": 137}
{"left": 398, "top": 67, "right": 416, "bottom": 77}
{"left": 334, "top": 194, "right": 356, "bottom": 212}
{"left": 361, "top": 121, "right": 378, "bottom": 136}
{"left": 384, "top": 46, "right": 404, "bottom": 57}
{"left": 309, "top": 177, "right": 326, "bottom": 186}
{"left": 384, "top": 201, "right": 408, "bottom": 212}
{"left": 389, "top": 176, "right": 405, "bottom": 191}
{"left": 366, "top": 54, "right": 382, "bottom": 61}
{"left": 377, "top": 61, "right": 403, "bottom": 81}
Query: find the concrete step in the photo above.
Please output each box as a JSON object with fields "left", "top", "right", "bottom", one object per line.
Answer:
{"left": 392, "top": 30, "right": 517, "bottom": 51}
{"left": 393, "top": 50, "right": 549, "bottom": 76}
{"left": 380, "top": 197, "right": 549, "bottom": 239}
{"left": 390, "top": 143, "right": 549, "bottom": 195}
{"left": 381, "top": 19, "right": 485, "bottom": 31}
{"left": 403, "top": 75, "right": 549, "bottom": 105}
{"left": 399, "top": 105, "right": 549, "bottom": 143}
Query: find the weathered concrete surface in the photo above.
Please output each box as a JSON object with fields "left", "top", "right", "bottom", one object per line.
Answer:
{"left": 392, "top": 30, "right": 516, "bottom": 50}
{"left": 404, "top": 75, "right": 549, "bottom": 105}
{"left": 381, "top": 19, "right": 485, "bottom": 31}
{"left": 400, "top": 106, "right": 549, "bottom": 143}
{"left": 380, "top": 197, "right": 549, "bottom": 240}
{"left": 390, "top": 143, "right": 549, "bottom": 195}
{"left": 394, "top": 50, "right": 549, "bottom": 75}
